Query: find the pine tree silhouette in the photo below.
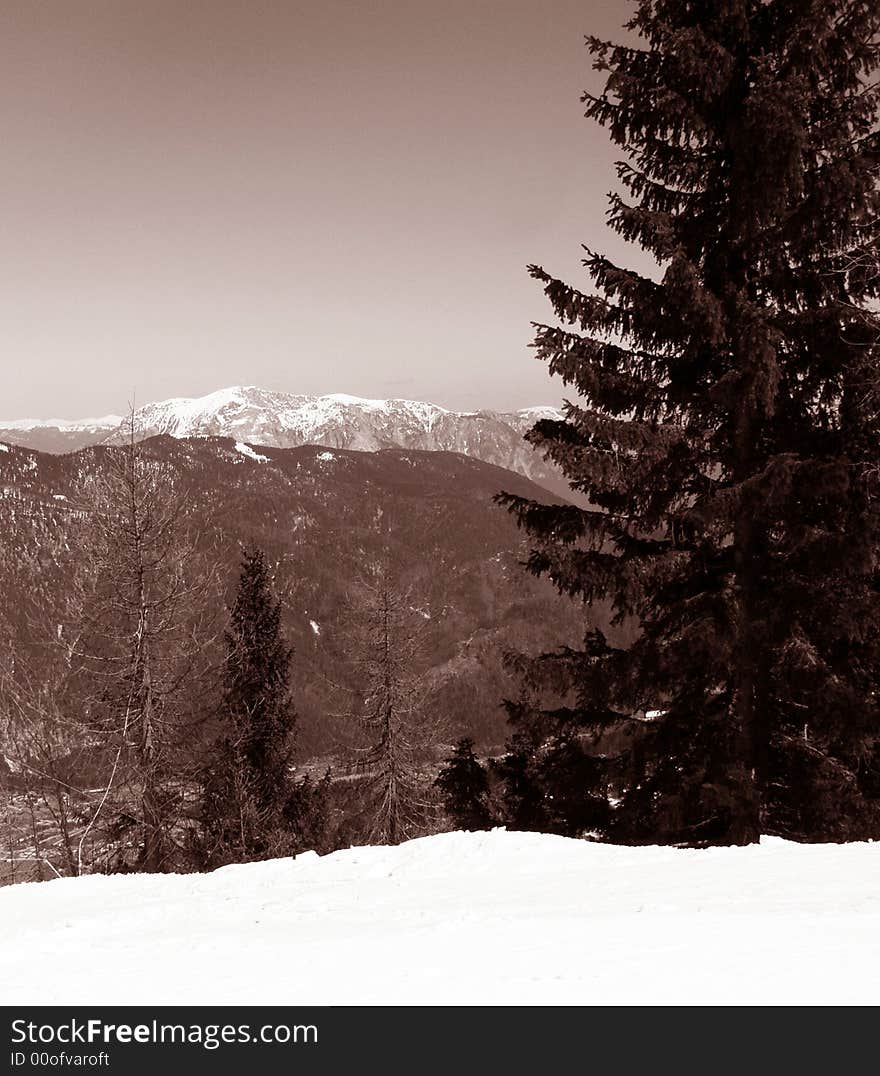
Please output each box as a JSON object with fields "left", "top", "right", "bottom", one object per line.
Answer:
{"left": 435, "top": 739, "right": 494, "bottom": 831}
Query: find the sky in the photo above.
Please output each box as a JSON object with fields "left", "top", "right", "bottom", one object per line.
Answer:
{"left": 0, "top": 0, "right": 641, "bottom": 419}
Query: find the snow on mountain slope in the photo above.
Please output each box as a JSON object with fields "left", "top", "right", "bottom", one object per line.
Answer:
{"left": 120, "top": 386, "right": 563, "bottom": 457}
{"left": 2, "top": 829, "right": 878, "bottom": 1005}
{"left": 121, "top": 386, "right": 454, "bottom": 447}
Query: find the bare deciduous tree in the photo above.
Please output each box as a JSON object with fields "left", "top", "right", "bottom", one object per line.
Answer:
{"left": 341, "top": 565, "right": 444, "bottom": 845}
{"left": 69, "top": 416, "right": 220, "bottom": 872}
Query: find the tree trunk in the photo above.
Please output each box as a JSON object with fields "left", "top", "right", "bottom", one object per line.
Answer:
{"left": 731, "top": 398, "right": 763, "bottom": 845}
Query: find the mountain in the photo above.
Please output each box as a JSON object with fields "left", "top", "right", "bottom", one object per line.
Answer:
{"left": 0, "top": 413, "right": 122, "bottom": 454}
{"left": 0, "top": 435, "right": 614, "bottom": 755}
{"left": 0, "top": 386, "right": 567, "bottom": 492}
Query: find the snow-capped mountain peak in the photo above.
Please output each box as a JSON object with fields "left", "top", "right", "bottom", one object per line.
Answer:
{"left": 110, "top": 387, "right": 565, "bottom": 483}
{"left": 127, "top": 386, "right": 455, "bottom": 440}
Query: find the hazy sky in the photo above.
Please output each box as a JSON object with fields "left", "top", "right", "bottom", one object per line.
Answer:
{"left": 0, "top": 0, "right": 639, "bottom": 418}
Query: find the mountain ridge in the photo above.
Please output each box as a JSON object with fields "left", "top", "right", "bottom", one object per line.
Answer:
{"left": 0, "top": 434, "right": 597, "bottom": 754}
{"left": 0, "top": 386, "right": 566, "bottom": 491}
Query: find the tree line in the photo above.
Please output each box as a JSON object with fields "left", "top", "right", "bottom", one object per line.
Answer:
{"left": 0, "top": 429, "right": 453, "bottom": 881}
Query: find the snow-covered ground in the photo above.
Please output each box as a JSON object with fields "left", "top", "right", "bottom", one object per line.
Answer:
{"left": 2, "top": 829, "right": 878, "bottom": 1005}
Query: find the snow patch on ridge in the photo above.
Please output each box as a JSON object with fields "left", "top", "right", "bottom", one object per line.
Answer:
{"left": 516, "top": 405, "right": 565, "bottom": 422}
{"left": 234, "top": 442, "right": 268, "bottom": 463}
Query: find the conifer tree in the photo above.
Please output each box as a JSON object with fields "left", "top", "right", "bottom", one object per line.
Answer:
{"left": 202, "top": 547, "right": 297, "bottom": 862}
{"left": 435, "top": 738, "right": 494, "bottom": 831}
{"left": 500, "top": 1, "right": 880, "bottom": 843}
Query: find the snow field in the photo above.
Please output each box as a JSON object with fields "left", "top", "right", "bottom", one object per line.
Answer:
{"left": 1, "top": 829, "right": 878, "bottom": 1005}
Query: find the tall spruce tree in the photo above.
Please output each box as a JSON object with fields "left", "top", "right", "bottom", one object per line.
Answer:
{"left": 500, "top": 1, "right": 880, "bottom": 844}
{"left": 202, "top": 547, "right": 297, "bottom": 862}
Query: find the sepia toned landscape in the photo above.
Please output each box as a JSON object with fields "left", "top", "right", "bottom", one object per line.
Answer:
{"left": 1, "top": 0, "right": 878, "bottom": 1012}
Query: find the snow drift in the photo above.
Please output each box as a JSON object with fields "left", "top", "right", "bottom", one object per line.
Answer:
{"left": 2, "top": 829, "right": 878, "bottom": 1005}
